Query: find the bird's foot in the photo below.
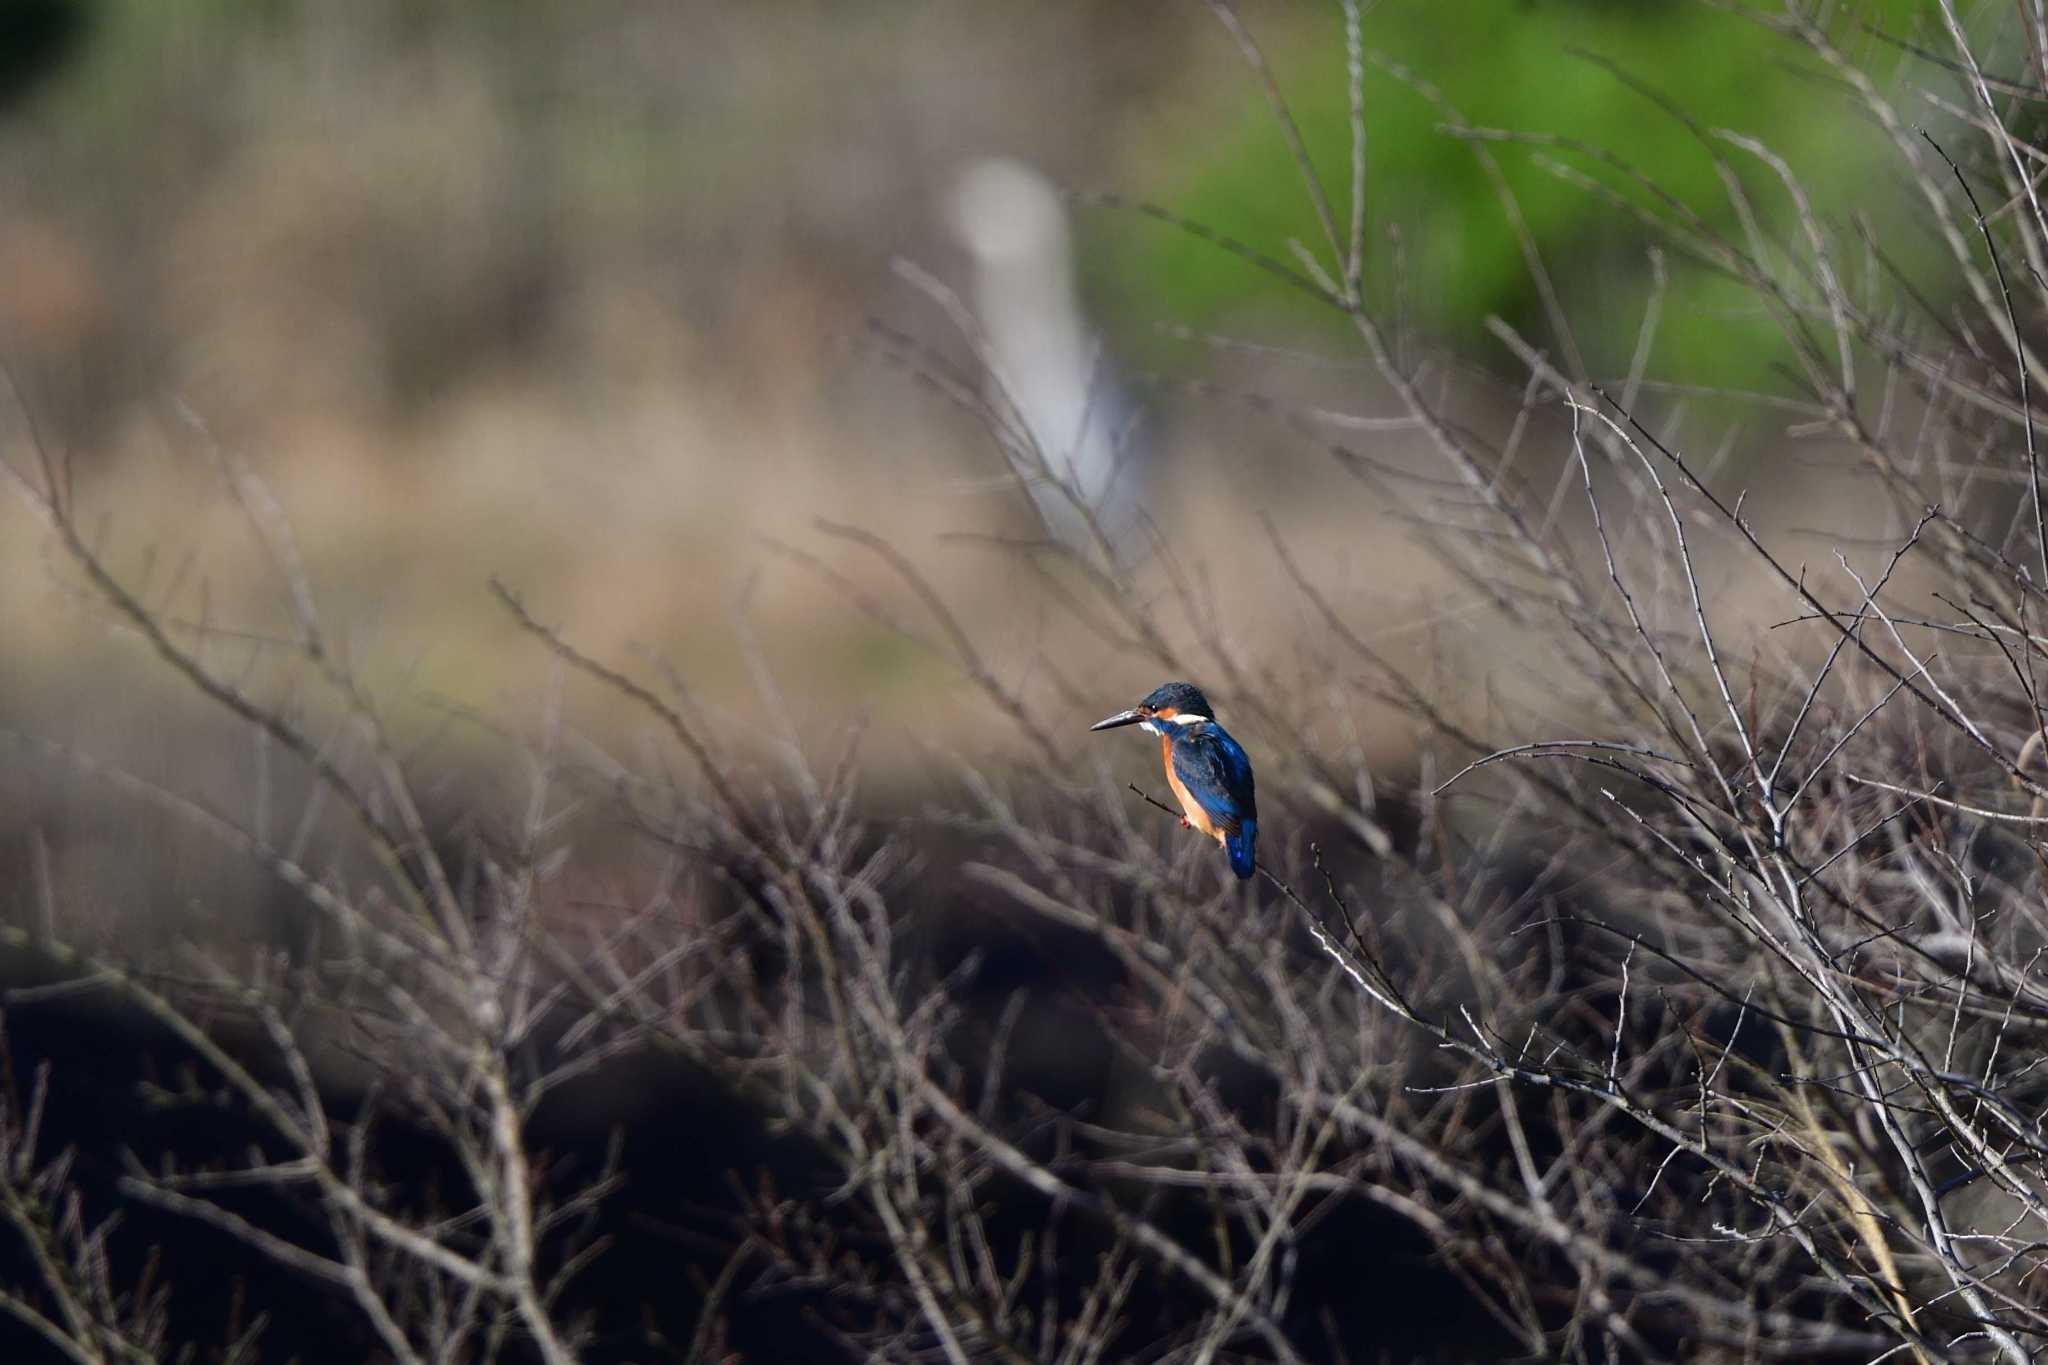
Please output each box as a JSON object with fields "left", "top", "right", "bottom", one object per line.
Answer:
{"left": 1179, "top": 817, "right": 1191, "bottom": 829}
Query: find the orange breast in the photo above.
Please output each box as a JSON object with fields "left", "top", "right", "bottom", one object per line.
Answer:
{"left": 1162, "top": 736, "right": 1225, "bottom": 843}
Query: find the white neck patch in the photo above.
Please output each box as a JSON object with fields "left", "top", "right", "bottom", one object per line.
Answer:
{"left": 1168, "top": 713, "right": 1210, "bottom": 726}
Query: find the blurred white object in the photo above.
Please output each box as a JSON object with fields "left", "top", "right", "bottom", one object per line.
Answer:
{"left": 949, "top": 156, "right": 1148, "bottom": 569}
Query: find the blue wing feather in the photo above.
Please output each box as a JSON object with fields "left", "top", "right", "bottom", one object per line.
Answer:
{"left": 1169, "top": 724, "right": 1258, "bottom": 879}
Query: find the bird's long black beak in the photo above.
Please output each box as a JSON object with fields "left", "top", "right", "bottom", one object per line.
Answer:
{"left": 1090, "top": 708, "right": 1144, "bottom": 731}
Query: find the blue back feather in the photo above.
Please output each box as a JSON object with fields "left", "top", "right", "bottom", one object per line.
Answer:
{"left": 1167, "top": 722, "right": 1258, "bottom": 879}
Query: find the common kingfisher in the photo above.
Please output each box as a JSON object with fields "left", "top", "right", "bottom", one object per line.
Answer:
{"left": 1091, "top": 682, "right": 1258, "bottom": 879}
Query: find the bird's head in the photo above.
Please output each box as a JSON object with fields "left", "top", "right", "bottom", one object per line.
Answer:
{"left": 1089, "top": 681, "right": 1215, "bottom": 736}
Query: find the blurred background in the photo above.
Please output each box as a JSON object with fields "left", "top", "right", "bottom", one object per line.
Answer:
{"left": 0, "top": 4, "right": 2026, "bottom": 1358}
{"left": 0, "top": 0, "right": 1973, "bottom": 848}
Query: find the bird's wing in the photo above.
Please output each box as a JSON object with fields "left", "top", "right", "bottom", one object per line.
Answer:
{"left": 1170, "top": 726, "right": 1257, "bottom": 834}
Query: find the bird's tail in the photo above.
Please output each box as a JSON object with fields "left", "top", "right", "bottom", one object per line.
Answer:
{"left": 1225, "top": 820, "right": 1256, "bottom": 880}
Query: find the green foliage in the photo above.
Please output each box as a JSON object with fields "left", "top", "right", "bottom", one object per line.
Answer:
{"left": 1101, "top": 1, "right": 1935, "bottom": 393}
